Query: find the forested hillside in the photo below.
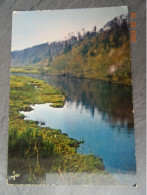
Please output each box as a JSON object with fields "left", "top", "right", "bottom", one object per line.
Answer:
{"left": 47, "top": 14, "right": 131, "bottom": 84}
{"left": 11, "top": 14, "right": 132, "bottom": 84}
{"left": 11, "top": 37, "right": 78, "bottom": 66}
{"left": 11, "top": 42, "right": 66, "bottom": 66}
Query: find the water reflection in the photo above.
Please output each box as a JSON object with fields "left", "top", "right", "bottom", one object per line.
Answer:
{"left": 22, "top": 74, "right": 134, "bottom": 129}
{"left": 14, "top": 73, "right": 136, "bottom": 173}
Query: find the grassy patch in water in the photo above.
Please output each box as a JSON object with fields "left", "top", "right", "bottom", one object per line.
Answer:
{"left": 8, "top": 75, "right": 105, "bottom": 184}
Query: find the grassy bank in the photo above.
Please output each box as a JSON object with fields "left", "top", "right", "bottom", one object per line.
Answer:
{"left": 8, "top": 75, "right": 104, "bottom": 184}
{"left": 10, "top": 64, "right": 132, "bottom": 86}
{"left": 11, "top": 67, "right": 40, "bottom": 74}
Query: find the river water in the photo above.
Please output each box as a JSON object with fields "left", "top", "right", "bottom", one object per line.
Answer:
{"left": 15, "top": 73, "right": 136, "bottom": 174}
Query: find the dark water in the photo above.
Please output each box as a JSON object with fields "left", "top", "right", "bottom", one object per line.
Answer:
{"left": 15, "top": 73, "right": 136, "bottom": 173}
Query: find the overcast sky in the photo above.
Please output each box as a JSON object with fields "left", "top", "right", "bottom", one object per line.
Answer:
{"left": 11, "top": 6, "right": 128, "bottom": 51}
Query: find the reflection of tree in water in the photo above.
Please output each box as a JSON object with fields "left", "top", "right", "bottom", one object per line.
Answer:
{"left": 42, "top": 75, "right": 134, "bottom": 129}
{"left": 17, "top": 73, "right": 134, "bottom": 129}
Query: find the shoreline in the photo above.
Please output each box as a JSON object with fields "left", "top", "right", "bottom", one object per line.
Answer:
{"left": 8, "top": 75, "right": 105, "bottom": 184}
{"left": 11, "top": 68, "right": 132, "bottom": 86}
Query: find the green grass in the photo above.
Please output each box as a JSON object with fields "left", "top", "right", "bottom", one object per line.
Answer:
{"left": 11, "top": 67, "right": 39, "bottom": 74}
{"left": 8, "top": 75, "right": 105, "bottom": 184}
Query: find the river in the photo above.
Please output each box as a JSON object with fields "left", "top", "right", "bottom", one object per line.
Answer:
{"left": 14, "top": 73, "right": 136, "bottom": 174}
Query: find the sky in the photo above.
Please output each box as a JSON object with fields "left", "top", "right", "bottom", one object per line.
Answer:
{"left": 11, "top": 6, "right": 128, "bottom": 51}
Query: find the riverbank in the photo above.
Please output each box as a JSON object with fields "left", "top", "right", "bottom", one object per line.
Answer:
{"left": 8, "top": 75, "right": 105, "bottom": 184}
{"left": 11, "top": 66, "right": 132, "bottom": 86}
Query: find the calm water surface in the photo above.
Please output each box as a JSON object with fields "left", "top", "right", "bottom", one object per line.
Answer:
{"left": 16, "top": 73, "right": 136, "bottom": 173}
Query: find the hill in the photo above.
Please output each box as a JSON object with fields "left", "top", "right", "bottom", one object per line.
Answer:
{"left": 11, "top": 42, "right": 66, "bottom": 66}
{"left": 11, "top": 14, "right": 132, "bottom": 85}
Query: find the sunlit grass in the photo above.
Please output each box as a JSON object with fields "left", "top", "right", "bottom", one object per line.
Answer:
{"left": 8, "top": 75, "right": 105, "bottom": 184}
{"left": 11, "top": 67, "right": 39, "bottom": 74}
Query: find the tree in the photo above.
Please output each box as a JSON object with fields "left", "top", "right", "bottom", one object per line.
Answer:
{"left": 93, "top": 26, "right": 97, "bottom": 33}
{"left": 82, "top": 28, "right": 85, "bottom": 37}
{"left": 77, "top": 32, "right": 82, "bottom": 41}
{"left": 92, "top": 26, "right": 97, "bottom": 36}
